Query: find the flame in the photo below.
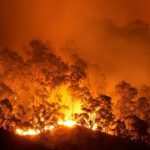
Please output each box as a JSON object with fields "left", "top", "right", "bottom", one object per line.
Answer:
{"left": 48, "top": 85, "right": 82, "bottom": 120}
{"left": 15, "top": 121, "right": 100, "bottom": 136}
{"left": 15, "top": 119, "right": 77, "bottom": 136}
{"left": 57, "top": 119, "right": 77, "bottom": 127}
{"left": 15, "top": 125, "right": 55, "bottom": 136}
{"left": 15, "top": 119, "right": 100, "bottom": 136}
{"left": 15, "top": 86, "right": 98, "bottom": 137}
{"left": 92, "top": 123, "right": 98, "bottom": 130}
{"left": 16, "top": 128, "right": 41, "bottom": 136}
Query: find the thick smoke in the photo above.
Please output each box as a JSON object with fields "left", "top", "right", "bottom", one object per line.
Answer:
{"left": 0, "top": 0, "right": 150, "bottom": 88}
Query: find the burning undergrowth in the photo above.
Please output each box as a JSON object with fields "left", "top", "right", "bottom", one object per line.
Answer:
{"left": 0, "top": 39, "right": 150, "bottom": 145}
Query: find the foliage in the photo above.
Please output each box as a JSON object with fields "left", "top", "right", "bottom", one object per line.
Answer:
{"left": 75, "top": 94, "right": 115, "bottom": 132}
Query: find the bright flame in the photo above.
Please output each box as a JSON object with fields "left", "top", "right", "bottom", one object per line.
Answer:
{"left": 15, "top": 120, "right": 77, "bottom": 136}
{"left": 15, "top": 125, "right": 55, "bottom": 136}
{"left": 16, "top": 128, "right": 41, "bottom": 136}
{"left": 48, "top": 85, "right": 82, "bottom": 120}
{"left": 92, "top": 123, "right": 98, "bottom": 130}
{"left": 58, "top": 120, "right": 77, "bottom": 127}
{"left": 15, "top": 120, "right": 99, "bottom": 136}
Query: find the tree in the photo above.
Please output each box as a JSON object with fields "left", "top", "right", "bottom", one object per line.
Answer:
{"left": 125, "top": 115, "right": 149, "bottom": 140}
{"left": 95, "top": 95, "right": 115, "bottom": 132}
{"left": 111, "top": 120, "right": 128, "bottom": 138}
{"left": 115, "top": 81, "right": 138, "bottom": 119}
{"left": 136, "top": 97, "right": 150, "bottom": 124}
{"left": 75, "top": 94, "right": 115, "bottom": 133}
{"left": 0, "top": 99, "right": 14, "bottom": 130}
{"left": 0, "top": 82, "right": 15, "bottom": 101}
{"left": 29, "top": 100, "right": 66, "bottom": 130}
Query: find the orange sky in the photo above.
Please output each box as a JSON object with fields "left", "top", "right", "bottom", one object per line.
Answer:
{"left": 0, "top": 0, "right": 150, "bottom": 45}
{"left": 0, "top": 0, "right": 150, "bottom": 87}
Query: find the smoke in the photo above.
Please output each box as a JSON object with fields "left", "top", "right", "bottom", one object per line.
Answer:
{"left": 78, "top": 19, "right": 150, "bottom": 91}
{"left": 0, "top": 0, "right": 150, "bottom": 89}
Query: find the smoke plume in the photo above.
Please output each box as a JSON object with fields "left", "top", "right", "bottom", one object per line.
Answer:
{"left": 0, "top": 0, "right": 150, "bottom": 88}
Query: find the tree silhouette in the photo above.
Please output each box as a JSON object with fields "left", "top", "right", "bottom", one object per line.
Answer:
{"left": 125, "top": 115, "right": 149, "bottom": 140}
{"left": 30, "top": 100, "right": 66, "bottom": 130}
{"left": 75, "top": 94, "right": 115, "bottom": 132}
{"left": 115, "top": 81, "right": 138, "bottom": 119}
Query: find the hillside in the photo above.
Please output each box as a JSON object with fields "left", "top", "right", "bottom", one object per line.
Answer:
{"left": 0, "top": 127, "right": 149, "bottom": 150}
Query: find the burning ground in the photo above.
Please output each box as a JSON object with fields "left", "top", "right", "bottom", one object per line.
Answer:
{"left": 0, "top": 39, "right": 150, "bottom": 148}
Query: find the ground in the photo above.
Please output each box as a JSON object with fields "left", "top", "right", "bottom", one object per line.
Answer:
{"left": 0, "top": 127, "right": 149, "bottom": 150}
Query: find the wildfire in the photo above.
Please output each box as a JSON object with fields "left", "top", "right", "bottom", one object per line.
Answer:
{"left": 15, "top": 119, "right": 99, "bottom": 136}
{"left": 16, "top": 128, "right": 41, "bottom": 136}
{"left": 16, "top": 125, "right": 55, "bottom": 136}
{"left": 15, "top": 120, "right": 77, "bottom": 136}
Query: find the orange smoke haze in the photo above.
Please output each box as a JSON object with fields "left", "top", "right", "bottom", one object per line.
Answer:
{"left": 0, "top": 0, "right": 150, "bottom": 88}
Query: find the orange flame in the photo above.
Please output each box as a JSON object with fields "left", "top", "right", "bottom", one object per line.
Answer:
{"left": 15, "top": 119, "right": 99, "bottom": 136}
{"left": 15, "top": 125, "right": 55, "bottom": 136}
{"left": 57, "top": 119, "right": 77, "bottom": 127}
